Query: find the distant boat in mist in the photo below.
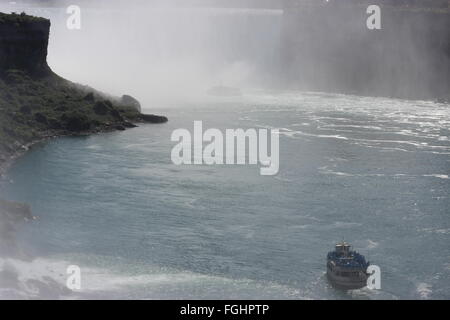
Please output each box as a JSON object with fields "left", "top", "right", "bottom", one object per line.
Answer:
{"left": 207, "top": 85, "right": 242, "bottom": 97}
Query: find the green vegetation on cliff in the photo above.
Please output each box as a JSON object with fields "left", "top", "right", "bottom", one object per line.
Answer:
{"left": 0, "top": 11, "right": 47, "bottom": 23}
{"left": 0, "top": 70, "right": 145, "bottom": 161}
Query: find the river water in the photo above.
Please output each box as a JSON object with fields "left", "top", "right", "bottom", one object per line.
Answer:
{"left": 1, "top": 91, "right": 449, "bottom": 299}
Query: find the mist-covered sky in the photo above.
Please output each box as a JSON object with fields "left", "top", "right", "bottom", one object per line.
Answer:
{"left": 1, "top": 0, "right": 447, "bottom": 104}
{"left": 2, "top": 1, "right": 282, "bottom": 108}
{"left": 57, "top": 6, "right": 283, "bottom": 107}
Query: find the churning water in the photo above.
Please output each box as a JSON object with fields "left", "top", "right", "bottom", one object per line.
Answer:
{"left": 1, "top": 91, "right": 449, "bottom": 299}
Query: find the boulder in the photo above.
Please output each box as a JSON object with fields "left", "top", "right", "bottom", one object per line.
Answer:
{"left": 121, "top": 95, "right": 141, "bottom": 112}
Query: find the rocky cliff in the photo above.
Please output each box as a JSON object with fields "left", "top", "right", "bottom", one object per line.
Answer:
{"left": 0, "top": 12, "right": 51, "bottom": 76}
{"left": 0, "top": 12, "right": 167, "bottom": 173}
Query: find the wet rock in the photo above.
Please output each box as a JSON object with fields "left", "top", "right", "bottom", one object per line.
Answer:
{"left": 141, "top": 114, "right": 168, "bottom": 123}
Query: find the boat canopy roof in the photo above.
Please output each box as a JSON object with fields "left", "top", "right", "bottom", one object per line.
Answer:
{"left": 335, "top": 241, "right": 351, "bottom": 254}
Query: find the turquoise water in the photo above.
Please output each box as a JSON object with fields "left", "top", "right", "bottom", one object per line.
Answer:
{"left": 1, "top": 92, "right": 449, "bottom": 299}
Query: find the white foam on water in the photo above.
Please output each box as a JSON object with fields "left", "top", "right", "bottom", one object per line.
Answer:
{"left": 333, "top": 222, "right": 362, "bottom": 228}
{"left": 274, "top": 176, "right": 294, "bottom": 182}
{"left": 0, "top": 255, "right": 310, "bottom": 300}
{"left": 418, "top": 227, "right": 450, "bottom": 235}
{"left": 290, "top": 130, "right": 349, "bottom": 140}
{"left": 366, "top": 240, "right": 379, "bottom": 249}
{"left": 416, "top": 283, "right": 433, "bottom": 299}
{"left": 423, "top": 174, "right": 449, "bottom": 180}
{"left": 318, "top": 167, "right": 450, "bottom": 181}
{"left": 0, "top": 257, "right": 72, "bottom": 299}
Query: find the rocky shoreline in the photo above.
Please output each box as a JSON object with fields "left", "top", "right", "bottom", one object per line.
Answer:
{"left": 0, "top": 115, "right": 167, "bottom": 177}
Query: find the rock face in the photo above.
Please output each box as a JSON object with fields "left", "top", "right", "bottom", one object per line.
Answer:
{"left": 0, "top": 12, "right": 51, "bottom": 76}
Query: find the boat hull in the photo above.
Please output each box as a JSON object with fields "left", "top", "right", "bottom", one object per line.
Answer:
{"left": 327, "top": 268, "right": 368, "bottom": 290}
